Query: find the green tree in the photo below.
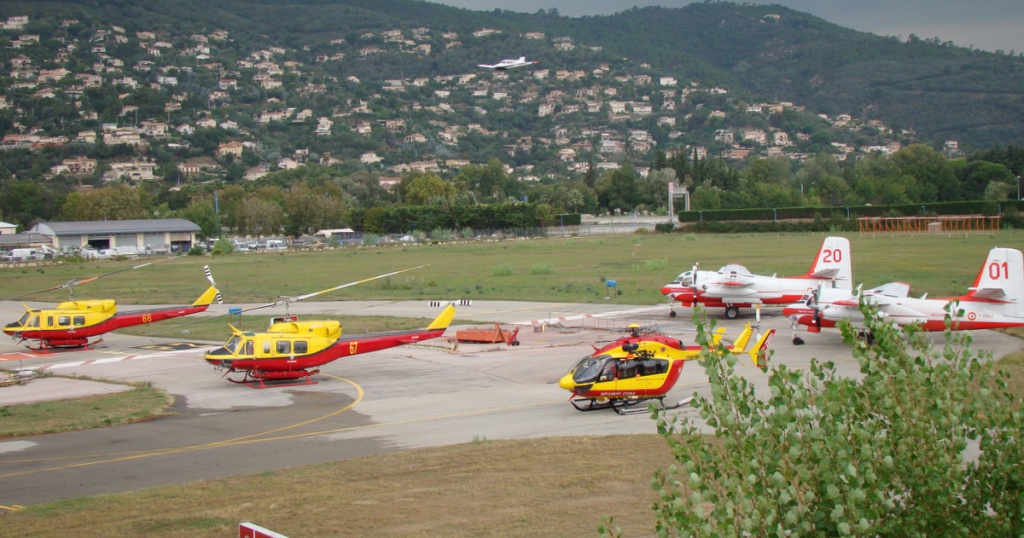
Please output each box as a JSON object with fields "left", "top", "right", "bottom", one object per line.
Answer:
{"left": 235, "top": 197, "right": 284, "bottom": 238}
{"left": 643, "top": 308, "right": 1024, "bottom": 537}
{"left": 404, "top": 173, "right": 455, "bottom": 205}
{"left": 60, "top": 184, "right": 151, "bottom": 221}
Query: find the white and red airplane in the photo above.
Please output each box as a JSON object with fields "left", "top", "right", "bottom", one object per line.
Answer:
{"left": 661, "top": 236, "right": 852, "bottom": 319}
{"left": 478, "top": 56, "right": 538, "bottom": 70}
{"left": 784, "top": 247, "right": 1024, "bottom": 338}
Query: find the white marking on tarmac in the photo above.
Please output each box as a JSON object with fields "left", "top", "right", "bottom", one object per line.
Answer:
{"left": 514, "top": 305, "right": 666, "bottom": 325}
{"left": 31, "top": 348, "right": 200, "bottom": 372}
{"left": 0, "top": 440, "right": 38, "bottom": 454}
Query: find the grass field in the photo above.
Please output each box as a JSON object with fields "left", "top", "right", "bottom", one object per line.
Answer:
{"left": 1, "top": 231, "right": 1019, "bottom": 306}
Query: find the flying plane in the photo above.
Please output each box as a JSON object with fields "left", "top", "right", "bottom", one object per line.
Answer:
{"left": 3, "top": 264, "right": 221, "bottom": 350}
{"left": 784, "top": 247, "right": 1024, "bottom": 339}
{"left": 558, "top": 322, "right": 775, "bottom": 412}
{"left": 478, "top": 56, "right": 538, "bottom": 70}
{"left": 203, "top": 266, "right": 456, "bottom": 387}
{"left": 661, "top": 236, "right": 852, "bottom": 319}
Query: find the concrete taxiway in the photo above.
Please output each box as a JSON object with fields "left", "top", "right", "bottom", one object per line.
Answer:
{"left": 1, "top": 299, "right": 1021, "bottom": 509}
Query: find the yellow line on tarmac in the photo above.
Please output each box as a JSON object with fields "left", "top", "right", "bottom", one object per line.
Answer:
{"left": 0, "top": 374, "right": 364, "bottom": 469}
{"left": 0, "top": 376, "right": 565, "bottom": 481}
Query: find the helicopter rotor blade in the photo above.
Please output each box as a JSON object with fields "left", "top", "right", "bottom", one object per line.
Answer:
{"left": 240, "top": 264, "right": 430, "bottom": 314}
{"left": 133, "top": 265, "right": 431, "bottom": 338}
{"left": 1, "top": 256, "right": 179, "bottom": 301}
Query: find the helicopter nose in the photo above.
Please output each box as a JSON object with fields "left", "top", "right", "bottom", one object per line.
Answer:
{"left": 558, "top": 373, "right": 576, "bottom": 391}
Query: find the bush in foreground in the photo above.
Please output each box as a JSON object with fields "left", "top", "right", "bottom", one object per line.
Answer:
{"left": 634, "top": 306, "right": 1023, "bottom": 537}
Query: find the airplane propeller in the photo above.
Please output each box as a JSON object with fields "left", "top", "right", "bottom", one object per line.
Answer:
{"left": 1, "top": 256, "right": 179, "bottom": 302}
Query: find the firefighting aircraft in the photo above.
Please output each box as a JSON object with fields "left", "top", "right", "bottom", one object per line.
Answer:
{"left": 661, "top": 236, "right": 852, "bottom": 320}
{"left": 558, "top": 322, "right": 775, "bottom": 412}
{"left": 478, "top": 56, "right": 539, "bottom": 70}
{"left": 784, "top": 247, "right": 1024, "bottom": 341}
{"left": 203, "top": 266, "right": 456, "bottom": 387}
{"left": 3, "top": 264, "right": 221, "bottom": 350}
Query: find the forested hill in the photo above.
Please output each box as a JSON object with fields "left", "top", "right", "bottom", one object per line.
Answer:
{"left": 4, "top": 0, "right": 1024, "bottom": 149}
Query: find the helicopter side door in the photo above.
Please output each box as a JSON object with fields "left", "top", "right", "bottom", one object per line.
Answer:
{"left": 615, "top": 357, "right": 671, "bottom": 392}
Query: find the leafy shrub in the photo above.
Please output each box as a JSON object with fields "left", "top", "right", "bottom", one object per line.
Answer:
{"left": 493, "top": 263, "right": 514, "bottom": 276}
{"left": 530, "top": 263, "right": 553, "bottom": 275}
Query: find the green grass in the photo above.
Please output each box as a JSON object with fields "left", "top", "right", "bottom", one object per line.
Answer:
{"left": 0, "top": 381, "right": 173, "bottom": 438}
{"left": 1, "top": 232, "right": 1015, "bottom": 307}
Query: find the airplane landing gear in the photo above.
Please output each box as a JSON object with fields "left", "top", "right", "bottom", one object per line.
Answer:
{"left": 724, "top": 306, "right": 740, "bottom": 320}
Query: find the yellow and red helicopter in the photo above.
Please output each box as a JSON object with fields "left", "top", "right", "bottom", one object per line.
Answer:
{"left": 558, "top": 323, "right": 775, "bottom": 412}
{"left": 203, "top": 266, "right": 456, "bottom": 388}
{"left": 3, "top": 263, "right": 221, "bottom": 350}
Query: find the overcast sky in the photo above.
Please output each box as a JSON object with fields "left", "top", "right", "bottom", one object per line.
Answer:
{"left": 430, "top": 0, "right": 1024, "bottom": 54}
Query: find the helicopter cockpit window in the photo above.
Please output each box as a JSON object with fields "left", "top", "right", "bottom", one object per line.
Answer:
{"left": 276, "top": 340, "right": 291, "bottom": 354}
{"left": 224, "top": 335, "right": 243, "bottom": 354}
{"left": 16, "top": 312, "right": 32, "bottom": 326}
{"left": 73, "top": 316, "right": 85, "bottom": 326}
{"left": 599, "top": 360, "right": 618, "bottom": 382}
{"left": 244, "top": 340, "right": 254, "bottom": 356}
{"left": 571, "top": 355, "right": 607, "bottom": 384}
{"left": 58, "top": 315, "right": 71, "bottom": 326}
{"left": 294, "top": 341, "right": 308, "bottom": 354}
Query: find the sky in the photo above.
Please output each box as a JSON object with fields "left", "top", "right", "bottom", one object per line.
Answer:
{"left": 430, "top": 0, "right": 1024, "bottom": 54}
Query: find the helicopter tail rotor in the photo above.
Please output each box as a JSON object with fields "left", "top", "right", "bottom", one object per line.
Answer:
{"left": 204, "top": 265, "right": 224, "bottom": 304}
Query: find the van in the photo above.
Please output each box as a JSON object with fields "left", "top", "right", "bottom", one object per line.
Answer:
{"left": 264, "top": 239, "right": 287, "bottom": 250}
{"left": 5, "top": 248, "right": 45, "bottom": 262}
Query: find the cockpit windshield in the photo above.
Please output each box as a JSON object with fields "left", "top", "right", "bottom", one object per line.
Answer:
{"left": 674, "top": 271, "right": 693, "bottom": 286}
{"left": 223, "top": 335, "right": 243, "bottom": 354}
{"left": 570, "top": 355, "right": 613, "bottom": 384}
{"left": 14, "top": 312, "right": 39, "bottom": 327}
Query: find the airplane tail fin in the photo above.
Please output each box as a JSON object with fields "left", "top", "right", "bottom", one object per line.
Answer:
{"left": 804, "top": 236, "right": 852, "bottom": 290}
{"left": 727, "top": 323, "right": 753, "bottom": 353}
{"left": 748, "top": 329, "right": 776, "bottom": 368}
{"left": 427, "top": 304, "right": 457, "bottom": 331}
{"left": 964, "top": 247, "right": 1024, "bottom": 318}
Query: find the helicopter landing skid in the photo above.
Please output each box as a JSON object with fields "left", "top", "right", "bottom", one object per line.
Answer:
{"left": 613, "top": 396, "right": 694, "bottom": 415}
{"left": 569, "top": 397, "right": 647, "bottom": 412}
{"left": 226, "top": 369, "right": 320, "bottom": 389}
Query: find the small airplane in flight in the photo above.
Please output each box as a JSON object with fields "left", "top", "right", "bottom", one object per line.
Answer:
{"left": 784, "top": 246, "right": 1024, "bottom": 340}
{"left": 661, "top": 236, "right": 852, "bottom": 319}
{"left": 3, "top": 264, "right": 221, "bottom": 350}
{"left": 558, "top": 322, "right": 775, "bottom": 412}
{"left": 478, "top": 56, "right": 539, "bottom": 70}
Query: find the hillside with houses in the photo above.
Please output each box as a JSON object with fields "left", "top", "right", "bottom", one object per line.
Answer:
{"left": 0, "top": 2, "right": 1021, "bottom": 236}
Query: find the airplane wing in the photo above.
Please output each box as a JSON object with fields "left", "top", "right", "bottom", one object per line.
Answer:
{"left": 478, "top": 63, "right": 497, "bottom": 69}
{"left": 866, "top": 282, "right": 911, "bottom": 298}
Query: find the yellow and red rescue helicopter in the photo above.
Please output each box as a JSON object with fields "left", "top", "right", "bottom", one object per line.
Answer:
{"left": 3, "top": 263, "right": 221, "bottom": 350}
{"left": 558, "top": 323, "right": 775, "bottom": 412}
{"left": 204, "top": 266, "right": 456, "bottom": 388}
